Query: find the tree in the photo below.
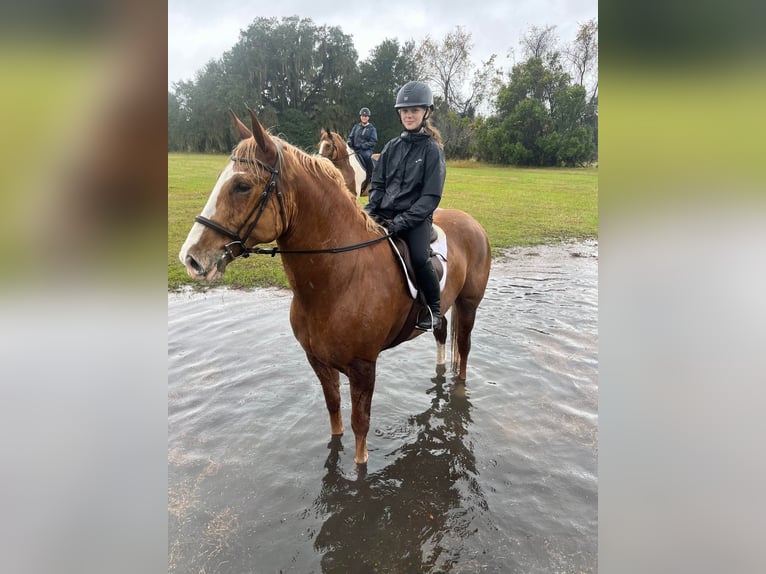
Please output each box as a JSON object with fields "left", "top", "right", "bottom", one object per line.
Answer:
{"left": 356, "top": 39, "right": 418, "bottom": 149}
{"left": 519, "top": 25, "right": 559, "bottom": 60}
{"left": 566, "top": 18, "right": 598, "bottom": 102}
{"left": 225, "top": 16, "right": 357, "bottom": 116}
{"left": 467, "top": 55, "right": 504, "bottom": 117}
{"left": 476, "top": 47, "right": 595, "bottom": 166}
{"left": 496, "top": 56, "right": 570, "bottom": 119}
{"left": 412, "top": 27, "right": 502, "bottom": 157}
{"left": 166, "top": 18, "right": 597, "bottom": 164}
{"left": 565, "top": 19, "right": 598, "bottom": 162}
{"left": 168, "top": 16, "right": 360, "bottom": 153}
{"left": 415, "top": 26, "right": 472, "bottom": 114}
{"left": 429, "top": 106, "right": 473, "bottom": 159}
{"left": 168, "top": 91, "right": 184, "bottom": 151}
{"left": 175, "top": 60, "right": 231, "bottom": 152}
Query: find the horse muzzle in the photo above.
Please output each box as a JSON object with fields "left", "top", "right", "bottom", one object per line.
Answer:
{"left": 182, "top": 251, "right": 227, "bottom": 282}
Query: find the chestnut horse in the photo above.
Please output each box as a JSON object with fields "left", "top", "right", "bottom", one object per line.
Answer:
{"left": 179, "top": 108, "right": 492, "bottom": 464}
{"left": 317, "top": 129, "right": 369, "bottom": 198}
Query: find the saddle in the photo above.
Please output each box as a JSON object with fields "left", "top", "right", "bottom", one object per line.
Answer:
{"left": 383, "top": 224, "right": 448, "bottom": 349}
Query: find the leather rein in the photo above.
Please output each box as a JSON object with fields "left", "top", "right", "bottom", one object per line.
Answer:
{"left": 194, "top": 142, "right": 388, "bottom": 261}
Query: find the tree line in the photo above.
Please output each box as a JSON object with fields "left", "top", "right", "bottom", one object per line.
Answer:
{"left": 168, "top": 16, "right": 597, "bottom": 167}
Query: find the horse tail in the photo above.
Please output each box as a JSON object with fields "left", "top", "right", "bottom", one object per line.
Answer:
{"left": 450, "top": 306, "right": 460, "bottom": 376}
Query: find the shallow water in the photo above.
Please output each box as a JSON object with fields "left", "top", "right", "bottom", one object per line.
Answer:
{"left": 168, "top": 240, "right": 598, "bottom": 573}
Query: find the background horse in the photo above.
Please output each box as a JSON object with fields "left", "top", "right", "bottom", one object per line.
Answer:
{"left": 317, "top": 129, "right": 369, "bottom": 198}
{"left": 179, "top": 108, "right": 492, "bottom": 464}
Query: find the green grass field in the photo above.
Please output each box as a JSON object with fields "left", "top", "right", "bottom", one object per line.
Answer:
{"left": 169, "top": 153, "right": 597, "bottom": 290}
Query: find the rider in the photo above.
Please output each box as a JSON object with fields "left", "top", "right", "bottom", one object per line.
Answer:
{"left": 347, "top": 107, "right": 378, "bottom": 180}
{"left": 364, "top": 81, "right": 446, "bottom": 331}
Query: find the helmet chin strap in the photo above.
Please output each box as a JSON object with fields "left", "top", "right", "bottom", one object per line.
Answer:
{"left": 420, "top": 108, "right": 431, "bottom": 128}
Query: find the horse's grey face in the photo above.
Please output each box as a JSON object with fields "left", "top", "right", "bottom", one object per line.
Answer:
{"left": 178, "top": 161, "right": 243, "bottom": 281}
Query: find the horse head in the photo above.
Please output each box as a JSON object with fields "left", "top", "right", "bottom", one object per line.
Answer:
{"left": 315, "top": 129, "right": 367, "bottom": 198}
{"left": 178, "top": 108, "right": 289, "bottom": 281}
{"left": 317, "top": 128, "right": 337, "bottom": 161}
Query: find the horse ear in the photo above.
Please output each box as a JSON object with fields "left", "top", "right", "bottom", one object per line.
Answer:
{"left": 228, "top": 109, "right": 252, "bottom": 140}
{"left": 246, "top": 106, "right": 276, "bottom": 158}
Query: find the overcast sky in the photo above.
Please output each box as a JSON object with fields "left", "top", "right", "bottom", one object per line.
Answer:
{"left": 168, "top": 0, "right": 597, "bottom": 89}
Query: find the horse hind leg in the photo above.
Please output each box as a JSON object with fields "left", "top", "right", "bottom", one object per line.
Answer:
{"left": 306, "top": 353, "right": 344, "bottom": 435}
{"left": 451, "top": 300, "right": 479, "bottom": 381}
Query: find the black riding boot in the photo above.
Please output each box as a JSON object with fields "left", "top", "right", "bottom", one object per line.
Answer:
{"left": 415, "top": 261, "right": 442, "bottom": 331}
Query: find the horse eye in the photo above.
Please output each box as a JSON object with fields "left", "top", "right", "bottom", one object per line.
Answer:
{"left": 232, "top": 182, "right": 251, "bottom": 194}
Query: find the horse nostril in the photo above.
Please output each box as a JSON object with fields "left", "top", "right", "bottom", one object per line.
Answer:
{"left": 186, "top": 255, "right": 203, "bottom": 275}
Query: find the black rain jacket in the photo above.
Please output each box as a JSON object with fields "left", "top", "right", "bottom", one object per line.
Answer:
{"left": 366, "top": 131, "right": 446, "bottom": 234}
{"left": 347, "top": 122, "right": 378, "bottom": 152}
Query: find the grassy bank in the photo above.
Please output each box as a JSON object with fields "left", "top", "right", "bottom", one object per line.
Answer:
{"left": 169, "top": 153, "right": 597, "bottom": 290}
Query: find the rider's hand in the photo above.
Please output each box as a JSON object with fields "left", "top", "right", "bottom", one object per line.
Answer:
{"left": 381, "top": 219, "right": 397, "bottom": 236}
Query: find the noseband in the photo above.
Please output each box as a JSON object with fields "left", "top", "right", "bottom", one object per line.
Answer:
{"left": 194, "top": 142, "right": 286, "bottom": 260}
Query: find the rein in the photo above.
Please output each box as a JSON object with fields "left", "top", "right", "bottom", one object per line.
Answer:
{"left": 194, "top": 141, "right": 390, "bottom": 261}
{"left": 245, "top": 234, "right": 390, "bottom": 258}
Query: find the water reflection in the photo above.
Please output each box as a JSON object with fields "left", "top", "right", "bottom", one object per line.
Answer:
{"left": 168, "top": 242, "right": 598, "bottom": 573}
{"left": 312, "top": 367, "right": 486, "bottom": 573}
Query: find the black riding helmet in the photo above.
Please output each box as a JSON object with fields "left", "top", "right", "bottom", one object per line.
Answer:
{"left": 394, "top": 81, "right": 433, "bottom": 131}
{"left": 394, "top": 81, "right": 434, "bottom": 110}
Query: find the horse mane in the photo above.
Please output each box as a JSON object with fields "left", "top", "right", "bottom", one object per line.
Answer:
{"left": 233, "top": 133, "right": 380, "bottom": 234}
{"left": 331, "top": 130, "right": 347, "bottom": 148}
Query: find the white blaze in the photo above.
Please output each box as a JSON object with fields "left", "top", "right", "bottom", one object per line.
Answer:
{"left": 178, "top": 162, "right": 241, "bottom": 263}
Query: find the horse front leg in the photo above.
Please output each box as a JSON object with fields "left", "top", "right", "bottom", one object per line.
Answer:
{"left": 346, "top": 358, "right": 377, "bottom": 464}
{"left": 434, "top": 313, "right": 448, "bottom": 367}
{"left": 306, "top": 353, "right": 344, "bottom": 436}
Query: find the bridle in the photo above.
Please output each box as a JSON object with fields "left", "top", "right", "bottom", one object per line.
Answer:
{"left": 319, "top": 134, "right": 358, "bottom": 164}
{"left": 193, "top": 141, "right": 389, "bottom": 261}
{"left": 194, "top": 142, "right": 287, "bottom": 261}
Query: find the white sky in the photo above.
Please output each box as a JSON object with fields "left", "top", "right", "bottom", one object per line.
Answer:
{"left": 168, "top": 0, "right": 597, "bottom": 89}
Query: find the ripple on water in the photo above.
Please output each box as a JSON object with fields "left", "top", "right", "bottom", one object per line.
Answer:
{"left": 168, "top": 241, "right": 598, "bottom": 574}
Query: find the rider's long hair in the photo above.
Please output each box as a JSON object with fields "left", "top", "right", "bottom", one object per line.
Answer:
{"left": 424, "top": 118, "right": 443, "bottom": 148}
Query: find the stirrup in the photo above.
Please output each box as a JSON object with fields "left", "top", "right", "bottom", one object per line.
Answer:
{"left": 415, "top": 308, "right": 441, "bottom": 331}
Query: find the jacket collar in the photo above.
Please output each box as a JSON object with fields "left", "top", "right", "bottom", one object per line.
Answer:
{"left": 399, "top": 129, "right": 430, "bottom": 141}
